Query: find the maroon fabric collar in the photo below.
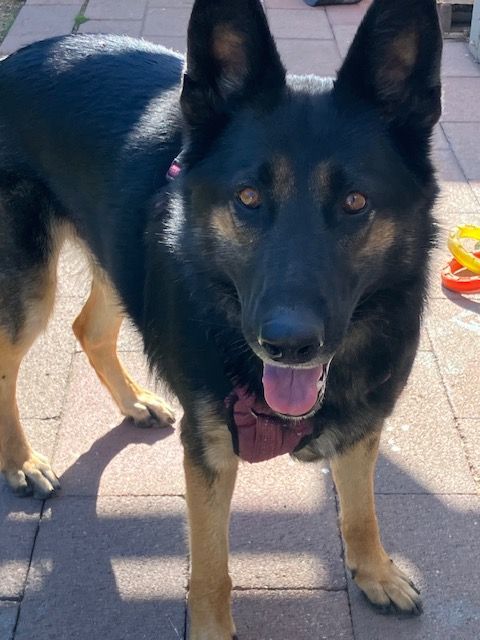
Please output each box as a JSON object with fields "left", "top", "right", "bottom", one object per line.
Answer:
{"left": 227, "top": 387, "right": 314, "bottom": 464}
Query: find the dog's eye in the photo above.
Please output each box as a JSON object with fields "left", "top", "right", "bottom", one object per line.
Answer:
{"left": 343, "top": 192, "right": 367, "bottom": 214}
{"left": 236, "top": 187, "right": 261, "bottom": 209}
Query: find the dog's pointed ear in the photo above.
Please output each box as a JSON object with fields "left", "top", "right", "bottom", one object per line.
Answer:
{"left": 180, "top": 0, "right": 285, "bottom": 130}
{"left": 335, "top": 0, "right": 442, "bottom": 135}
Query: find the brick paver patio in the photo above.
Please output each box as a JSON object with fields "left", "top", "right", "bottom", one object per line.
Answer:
{"left": 0, "top": 1, "right": 479, "bottom": 639}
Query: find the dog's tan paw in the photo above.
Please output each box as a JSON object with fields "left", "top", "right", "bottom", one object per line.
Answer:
{"left": 4, "top": 451, "right": 60, "bottom": 499}
{"left": 125, "top": 389, "right": 175, "bottom": 428}
{"left": 352, "top": 558, "right": 422, "bottom": 615}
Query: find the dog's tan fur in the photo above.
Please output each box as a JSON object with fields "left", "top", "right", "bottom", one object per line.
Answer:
{"left": 331, "top": 432, "right": 421, "bottom": 611}
{"left": 72, "top": 271, "right": 174, "bottom": 428}
{"left": 0, "top": 242, "right": 59, "bottom": 496}
{"left": 185, "top": 449, "right": 238, "bottom": 639}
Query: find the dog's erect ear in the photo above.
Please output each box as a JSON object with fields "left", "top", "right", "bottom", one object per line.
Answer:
{"left": 180, "top": 0, "right": 285, "bottom": 130}
{"left": 335, "top": 0, "right": 442, "bottom": 133}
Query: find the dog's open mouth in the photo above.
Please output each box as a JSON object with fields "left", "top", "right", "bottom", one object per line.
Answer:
{"left": 228, "top": 362, "right": 331, "bottom": 463}
{"left": 262, "top": 362, "right": 330, "bottom": 419}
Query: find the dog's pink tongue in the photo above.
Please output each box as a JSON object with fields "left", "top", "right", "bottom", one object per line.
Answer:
{"left": 262, "top": 364, "right": 322, "bottom": 416}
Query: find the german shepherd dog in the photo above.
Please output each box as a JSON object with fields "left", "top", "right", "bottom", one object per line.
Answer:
{"left": 0, "top": 0, "right": 442, "bottom": 636}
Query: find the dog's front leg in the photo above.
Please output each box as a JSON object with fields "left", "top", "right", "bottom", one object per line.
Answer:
{"left": 331, "top": 431, "right": 422, "bottom": 615}
{"left": 184, "top": 447, "right": 238, "bottom": 640}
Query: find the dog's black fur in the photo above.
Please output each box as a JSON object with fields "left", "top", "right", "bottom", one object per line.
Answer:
{"left": 0, "top": 0, "right": 441, "bottom": 468}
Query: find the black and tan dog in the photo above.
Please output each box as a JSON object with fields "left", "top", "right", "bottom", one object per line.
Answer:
{"left": 0, "top": 0, "right": 442, "bottom": 636}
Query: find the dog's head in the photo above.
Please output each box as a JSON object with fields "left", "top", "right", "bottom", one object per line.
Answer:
{"left": 177, "top": 0, "right": 442, "bottom": 418}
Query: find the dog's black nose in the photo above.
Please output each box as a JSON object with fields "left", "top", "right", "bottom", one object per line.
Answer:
{"left": 258, "top": 311, "right": 324, "bottom": 365}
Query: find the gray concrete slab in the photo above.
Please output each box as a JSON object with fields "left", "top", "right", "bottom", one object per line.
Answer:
{"left": 16, "top": 296, "right": 79, "bottom": 420}
{"left": 266, "top": 8, "right": 333, "bottom": 40}
{"left": 0, "top": 602, "right": 18, "bottom": 640}
{"left": 232, "top": 589, "right": 354, "bottom": 640}
{"left": 0, "top": 486, "right": 41, "bottom": 599}
{"left": 457, "top": 419, "right": 480, "bottom": 483}
{"left": 231, "top": 458, "right": 344, "bottom": 589}
{"left": 426, "top": 298, "right": 480, "bottom": 420}
{"left": 275, "top": 38, "right": 342, "bottom": 76}
{"left": 52, "top": 353, "right": 184, "bottom": 496}
{"left": 0, "top": 4, "right": 80, "bottom": 54}
{"left": 349, "top": 495, "right": 480, "bottom": 640}
{"left": 15, "top": 496, "right": 187, "bottom": 640}
{"left": 376, "top": 352, "right": 477, "bottom": 495}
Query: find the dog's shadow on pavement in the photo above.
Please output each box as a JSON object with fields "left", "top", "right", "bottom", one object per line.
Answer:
{"left": 59, "top": 418, "right": 175, "bottom": 493}
{"left": 4, "top": 420, "right": 479, "bottom": 640}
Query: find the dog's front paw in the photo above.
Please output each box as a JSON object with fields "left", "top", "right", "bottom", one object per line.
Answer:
{"left": 126, "top": 389, "right": 176, "bottom": 428}
{"left": 4, "top": 450, "right": 60, "bottom": 499}
{"left": 352, "top": 557, "right": 422, "bottom": 615}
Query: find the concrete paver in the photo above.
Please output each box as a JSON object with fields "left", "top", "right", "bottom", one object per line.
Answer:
{"left": 148, "top": 0, "right": 193, "bottom": 6}
{"left": 442, "top": 77, "right": 480, "bottom": 122}
{"left": 232, "top": 590, "right": 354, "bottom": 640}
{"left": 0, "top": 5, "right": 81, "bottom": 54}
{"left": 79, "top": 20, "right": 143, "bottom": 38}
{"left": 265, "top": 0, "right": 313, "bottom": 8}
{"left": 143, "top": 7, "right": 191, "bottom": 38}
{"left": 52, "top": 353, "right": 185, "bottom": 496}
{"left": 26, "top": 0, "right": 81, "bottom": 4}
{"left": 331, "top": 22, "right": 357, "bottom": 57}
{"left": 349, "top": 495, "right": 480, "bottom": 640}
{"left": 457, "top": 419, "right": 480, "bottom": 482}
{"left": 442, "top": 41, "right": 480, "bottom": 77}
{"left": 0, "top": 602, "right": 18, "bottom": 640}
{"left": 442, "top": 122, "right": 480, "bottom": 181}
{"left": 426, "top": 298, "right": 480, "bottom": 420}
{"left": 0, "top": 487, "right": 41, "bottom": 599}
{"left": 85, "top": 0, "right": 147, "bottom": 21}
{"left": 275, "top": 38, "right": 341, "bottom": 76}
{"left": 432, "top": 148, "right": 480, "bottom": 220}
{"left": 145, "top": 35, "right": 186, "bottom": 53}
{"left": 14, "top": 496, "right": 187, "bottom": 640}
{"left": 376, "top": 352, "right": 476, "bottom": 495}
{"left": 0, "top": 2, "right": 479, "bottom": 640}
{"left": 326, "top": 3, "right": 370, "bottom": 24}
{"left": 231, "top": 458, "right": 345, "bottom": 589}
{"left": 266, "top": 8, "right": 333, "bottom": 40}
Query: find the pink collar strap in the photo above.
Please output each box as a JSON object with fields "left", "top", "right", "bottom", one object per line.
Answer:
{"left": 166, "top": 158, "right": 182, "bottom": 181}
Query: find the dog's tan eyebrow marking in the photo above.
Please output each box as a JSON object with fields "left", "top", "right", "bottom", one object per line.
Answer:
{"left": 271, "top": 155, "right": 295, "bottom": 201}
{"left": 210, "top": 206, "right": 236, "bottom": 239}
{"left": 309, "top": 161, "right": 332, "bottom": 202}
{"left": 210, "top": 205, "right": 251, "bottom": 247}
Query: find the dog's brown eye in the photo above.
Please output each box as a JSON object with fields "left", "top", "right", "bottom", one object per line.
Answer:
{"left": 343, "top": 192, "right": 367, "bottom": 214}
{"left": 236, "top": 187, "right": 261, "bottom": 209}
